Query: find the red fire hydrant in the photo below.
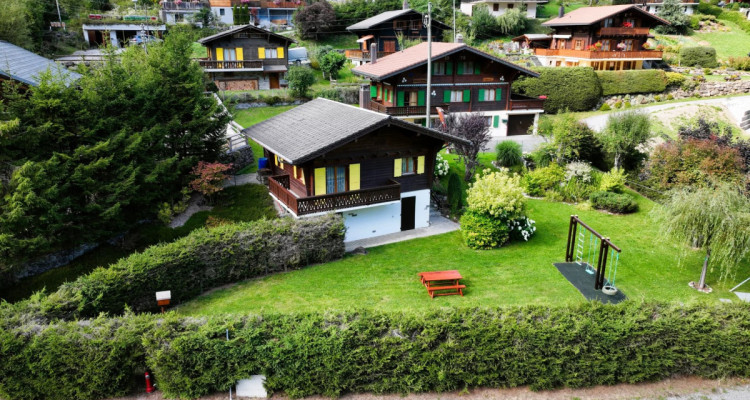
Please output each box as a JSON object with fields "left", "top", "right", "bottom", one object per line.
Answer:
{"left": 145, "top": 371, "right": 155, "bottom": 393}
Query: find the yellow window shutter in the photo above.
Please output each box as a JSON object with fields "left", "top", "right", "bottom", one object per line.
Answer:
{"left": 236, "top": 47, "right": 244, "bottom": 60}
{"left": 349, "top": 164, "right": 360, "bottom": 191}
{"left": 277, "top": 47, "right": 284, "bottom": 58}
{"left": 280, "top": 159, "right": 284, "bottom": 169}
{"left": 293, "top": 165, "right": 297, "bottom": 177}
{"left": 216, "top": 47, "right": 224, "bottom": 61}
{"left": 417, "top": 156, "right": 425, "bottom": 174}
{"left": 394, "top": 158, "right": 402, "bottom": 177}
{"left": 314, "top": 168, "right": 327, "bottom": 195}
{"left": 300, "top": 167, "right": 305, "bottom": 184}
{"left": 274, "top": 155, "right": 278, "bottom": 166}
{"left": 258, "top": 47, "right": 266, "bottom": 59}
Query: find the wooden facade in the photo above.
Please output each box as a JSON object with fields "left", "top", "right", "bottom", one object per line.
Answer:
{"left": 263, "top": 125, "right": 444, "bottom": 216}
{"left": 198, "top": 25, "right": 292, "bottom": 90}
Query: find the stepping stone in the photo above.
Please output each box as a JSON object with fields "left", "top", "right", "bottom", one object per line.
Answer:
{"left": 734, "top": 292, "right": 750, "bottom": 302}
{"left": 719, "top": 298, "right": 732, "bottom": 303}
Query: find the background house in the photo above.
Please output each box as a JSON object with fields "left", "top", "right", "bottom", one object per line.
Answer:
{"left": 244, "top": 98, "right": 469, "bottom": 242}
{"left": 346, "top": 8, "right": 450, "bottom": 66}
{"left": 160, "top": 1, "right": 210, "bottom": 25}
{"left": 197, "top": 24, "right": 293, "bottom": 90}
{"left": 460, "top": 0, "right": 546, "bottom": 19}
{"left": 527, "top": 5, "right": 669, "bottom": 70}
{"left": 0, "top": 41, "right": 81, "bottom": 92}
{"left": 353, "top": 42, "right": 545, "bottom": 137}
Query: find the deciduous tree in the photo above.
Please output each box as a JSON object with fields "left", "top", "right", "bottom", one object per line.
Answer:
{"left": 294, "top": 1, "right": 336, "bottom": 40}
{"left": 443, "top": 113, "right": 491, "bottom": 181}
{"left": 599, "top": 111, "right": 652, "bottom": 169}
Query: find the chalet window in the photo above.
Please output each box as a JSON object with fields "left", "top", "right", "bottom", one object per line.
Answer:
{"left": 295, "top": 166, "right": 305, "bottom": 183}
{"left": 457, "top": 61, "right": 475, "bottom": 75}
{"left": 478, "top": 88, "right": 500, "bottom": 102}
{"left": 219, "top": 8, "right": 225, "bottom": 15}
{"left": 574, "top": 40, "right": 583, "bottom": 50}
{"left": 449, "top": 90, "right": 463, "bottom": 102}
{"left": 507, "top": 3, "right": 514, "bottom": 8}
{"left": 493, "top": 3, "right": 499, "bottom": 11}
{"left": 601, "top": 40, "right": 611, "bottom": 51}
{"left": 265, "top": 48, "right": 278, "bottom": 58}
{"left": 224, "top": 48, "right": 237, "bottom": 61}
{"left": 401, "top": 157, "right": 416, "bottom": 175}
{"left": 234, "top": 33, "right": 249, "bottom": 38}
{"left": 622, "top": 40, "right": 633, "bottom": 51}
{"left": 325, "top": 166, "right": 347, "bottom": 194}
{"left": 557, "top": 39, "right": 566, "bottom": 49}
{"left": 410, "top": 20, "right": 422, "bottom": 30}
{"left": 603, "top": 18, "right": 613, "bottom": 27}
{"left": 624, "top": 19, "right": 636, "bottom": 27}
{"left": 394, "top": 20, "right": 407, "bottom": 30}
{"left": 432, "top": 61, "right": 453, "bottom": 75}
{"left": 408, "top": 91, "right": 418, "bottom": 106}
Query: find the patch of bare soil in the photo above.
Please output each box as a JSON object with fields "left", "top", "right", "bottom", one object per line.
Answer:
{"left": 110, "top": 376, "right": 750, "bottom": 400}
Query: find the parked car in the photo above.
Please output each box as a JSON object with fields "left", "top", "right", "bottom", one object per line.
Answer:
{"left": 129, "top": 34, "right": 162, "bottom": 45}
{"left": 288, "top": 47, "right": 310, "bottom": 66}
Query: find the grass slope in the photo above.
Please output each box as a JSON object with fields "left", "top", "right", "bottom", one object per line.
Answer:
{"left": 177, "top": 192, "right": 750, "bottom": 315}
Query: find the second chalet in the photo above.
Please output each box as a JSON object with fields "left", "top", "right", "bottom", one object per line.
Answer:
{"left": 352, "top": 42, "right": 545, "bottom": 137}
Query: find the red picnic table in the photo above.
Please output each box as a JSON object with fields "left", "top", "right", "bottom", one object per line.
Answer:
{"left": 418, "top": 270, "right": 465, "bottom": 299}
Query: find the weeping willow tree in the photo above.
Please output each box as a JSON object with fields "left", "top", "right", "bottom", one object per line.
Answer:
{"left": 651, "top": 184, "right": 750, "bottom": 292}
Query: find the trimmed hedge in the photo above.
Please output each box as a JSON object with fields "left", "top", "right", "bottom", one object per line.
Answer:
{"left": 596, "top": 70, "right": 667, "bottom": 96}
{"left": 679, "top": 46, "right": 718, "bottom": 68}
{"left": 512, "top": 67, "right": 602, "bottom": 113}
{"left": 2, "top": 303, "right": 750, "bottom": 400}
{"left": 590, "top": 191, "right": 639, "bottom": 214}
{"left": 50, "top": 215, "right": 346, "bottom": 318}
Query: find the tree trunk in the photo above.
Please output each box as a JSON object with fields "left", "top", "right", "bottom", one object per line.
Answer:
{"left": 698, "top": 248, "right": 710, "bottom": 290}
{"left": 464, "top": 163, "right": 473, "bottom": 182}
{"left": 614, "top": 153, "right": 621, "bottom": 170}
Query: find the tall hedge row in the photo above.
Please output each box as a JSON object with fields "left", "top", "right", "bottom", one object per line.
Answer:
{"left": 596, "top": 70, "right": 668, "bottom": 96}
{"left": 512, "top": 67, "right": 602, "bottom": 113}
{"left": 44, "top": 215, "right": 345, "bottom": 319}
{"left": 2, "top": 303, "right": 750, "bottom": 400}
{"left": 679, "top": 46, "right": 718, "bottom": 68}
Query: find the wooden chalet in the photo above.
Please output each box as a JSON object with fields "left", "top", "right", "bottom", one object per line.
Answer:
{"left": 521, "top": 4, "right": 669, "bottom": 70}
{"left": 352, "top": 42, "right": 546, "bottom": 137}
{"left": 243, "top": 98, "right": 469, "bottom": 242}
{"left": 197, "top": 24, "right": 294, "bottom": 91}
{"left": 345, "top": 8, "right": 450, "bottom": 66}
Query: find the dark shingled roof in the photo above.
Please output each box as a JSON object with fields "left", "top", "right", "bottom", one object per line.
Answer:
{"left": 347, "top": 9, "right": 450, "bottom": 31}
{"left": 197, "top": 25, "right": 294, "bottom": 44}
{"left": 243, "top": 98, "right": 469, "bottom": 164}
{"left": 0, "top": 41, "right": 81, "bottom": 87}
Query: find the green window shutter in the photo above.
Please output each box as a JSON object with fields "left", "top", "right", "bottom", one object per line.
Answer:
{"left": 443, "top": 90, "right": 451, "bottom": 103}
{"left": 384, "top": 88, "right": 388, "bottom": 102}
{"left": 474, "top": 64, "right": 481, "bottom": 74}
{"left": 370, "top": 85, "right": 377, "bottom": 98}
{"left": 463, "top": 89, "right": 470, "bottom": 103}
{"left": 446, "top": 61, "right": 453, "bottom": 75}
{"left": 495, "top": 88, "right": 502, "bottom": 100}
{"left": 431, "top": 62, "right": 435, "bottom": 75}
{"left": 493, "top": 115, "right": 499, "bottom": 128}
{"left": 478, "top": 89, "right": 485, "bottom": 102}
{"left": 417, "top": 90, "right": 425, "bottom": 106}
{"left": 397, "top": 91, "right": 405, "bottom": 106}
{"left": 456, "top": 62, "right": 463, "bottom": 75}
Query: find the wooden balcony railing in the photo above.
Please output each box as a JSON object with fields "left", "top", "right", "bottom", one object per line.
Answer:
{"left": 598, "top": 27, "right": 651, "bottom": 36}
{"left": 510, "top": 95, "right": 545, "bottom": 110}
{"left": 534, "top": 48, "right": 663, "bottom": 60}
{"left": 345, "top": 49, "right": 394, "bottom": 60}
{"left": 367, "top": 101, "right": 449, "bottom": 117}
{"left": 243, "top": 0, "right": 305, "bottom": 8}
{"left": 161, "top": 1, "right": 209, "bottom": 9}
{"left": 269, "top": 175, "right": 401, "bottom": 216}
{"left": 198, "top": 60, "right": 263, "bottom": 70}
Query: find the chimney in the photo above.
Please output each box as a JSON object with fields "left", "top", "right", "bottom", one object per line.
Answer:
{"left": 403, "top": 0, "right": 409, "bottom": 10}
{"left": 370, "top": 43, "right": 378, "bottom": 64}
{"left": 455, "top": 33, "right": 464, "bottom": 44}
{"left": 558, "top": 5, "right": 565, "bottom": 18}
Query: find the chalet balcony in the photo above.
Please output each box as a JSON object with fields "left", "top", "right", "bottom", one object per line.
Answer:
{"left": 198, "top": 59, "right": 264, "bottom": 71}
{"left": 597, "top": 27, "right": 651, "bottom": 36}
{"left": 345, "top": 49, "right": 395, "bottom": 60}
{"left": 534, "top": 48, "right": 663, "bottom": 60}
{"left": 366, "top": 101, "right": 449, "bottom": 117}
{"left": 269, "top": 175, "right": 401, "bottom": 216}
{"left": 243, "top": 0, "right": 305, "bottom": 8}
{"left": 161, "top": 1, "right": 209, "bottom": 10}
{"left": 510, "top": 94, "right": 545, "bottom": 111}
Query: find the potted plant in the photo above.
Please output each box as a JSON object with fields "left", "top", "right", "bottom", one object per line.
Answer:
{"left": 622, "top": 21, "right": 633, "bottom": 28}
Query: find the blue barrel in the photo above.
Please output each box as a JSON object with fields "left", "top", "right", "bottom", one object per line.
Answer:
{"left": 258, "top": 157, "right": 269, "bottom": 170}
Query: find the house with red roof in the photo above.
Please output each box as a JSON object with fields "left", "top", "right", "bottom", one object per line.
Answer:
{"left": 352, "top": 42, "right": 545, "bottom": 137}
{"left": 514, "top": 4, "right": 669, "bottom": 70}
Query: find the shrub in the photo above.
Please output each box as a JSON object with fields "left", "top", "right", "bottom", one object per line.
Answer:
{"left": 697, "top": 2, "right": 722, "bottom": 16}
{"left": 667, "top": 94, "right": 674, "bottom": 100}
{"left": 496, "top": 8, "right": 528, "bottom": 35}
{"left": 434, "top": 153, "right": 449, "bottom": 178}
{"left": 599, "top": 103, "right": 611, "bottom": 111}
{"left": 614, "top": 100, "right": 623, "bottom": 109}
{"left": 727, "top": 56, "right": 750, "bottom": 71}
{"left": 680, "top": 46, "right": 718, "bottom": 68}
{"left": 312, "top": 86, "right": 359, "bottom": 104}
{"left": 600, "top": 168, "right": 627, "bottom": 193}
{"left": 654, "top": 94, "right": 662, "bottom": 102}
{"left": 460, "top": 210, "right": 510, "bottom": 249}
{"left": 320, "top": 51, "right": 347, "bottom": 80}
{"left": 466, "top": 170, "right": 526, "bottom": 219}
{"left": 624, "top": 101, "right": 631, "bottom": 108}
{"left": 495, "top": 141, "right": 523, "bottom": 168}
{"left": 558, "top": 175, "right": 600, "bottom": 203}
{"left": 528, "top": 142, "right": 556, "bottom": 168}
{"left": 522, "top": 163, "right": 565, "bottom": 196}
{"left": 447, "top": 172, "right": 464, "bottom": 213}
{"left": 53, "top": 215, "right": 345, "bottom": 317}
{"left": 507, "top": 216, "right": 536, "bottom": 242}
{"left": 596, "top": 70, "right": 667, "bottom": 96}
{"left": 512, "top": 67, "right": 602, "bottom": 113}
{"left": 287, "top": 66, "right": 316, "bottom": 98}
{"left": 564, "top": 161, "right": 594, "bottom": 184}
{"left": 589, "top": 191, "right": 639, "bottom": 213}
{"left": 665, "top": 71, "right": 687, "bottom": 87}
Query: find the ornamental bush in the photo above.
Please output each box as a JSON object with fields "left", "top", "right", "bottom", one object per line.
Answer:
{"left": 600, "top": 168, "right": 627, "bottom": 193}
{"left": 466, "top": 170, "right": 526, "bottom": 219}
{"left": 512, "top": 67, "right": 602, "bottom": 113}
{"left": 495, "top": 140, "right": 524, "bottom": 168}
{"left": 460, "top": 210, "right": 511, "bottom": 249}
{"left": 522, "top": 163, "right": 565, "bottom": 196}
{"left": 665, "top": 71, "right": 686, "bottom": 87}
{"left": 589, "top": 191, "right": 639, "bottom": 213}
{"left": 596, "top": 70, "right": 667, "bottom": 96}
{"left": 447, "top": 172, "right": 464, "bottom": 213}
{"left": 680, "top": 46, "right": 718, "bottom": 68}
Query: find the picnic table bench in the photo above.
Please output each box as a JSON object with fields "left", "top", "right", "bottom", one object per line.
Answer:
{"left": 418, "top": 270, "right": 465, "bottom": 299}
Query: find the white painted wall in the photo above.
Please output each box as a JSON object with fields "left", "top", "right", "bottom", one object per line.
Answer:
{"left": 212, "top": 7, "right": 234, "bottom": 25}
{"left": 343, "top": 202, "right": 401, "bottom": 242}
{"left": 407, "top": 189, "right": 431, "bottom": 230}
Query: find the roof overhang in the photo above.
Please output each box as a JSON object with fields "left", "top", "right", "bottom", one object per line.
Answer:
{"left": 542, "top": 5, "right": 671, "bottom": 27}
{"left": 357, "top": 35, "right": 375, "bottom": 43}
{"left": 552, "top": 34, "right": 572, "bottom": 39}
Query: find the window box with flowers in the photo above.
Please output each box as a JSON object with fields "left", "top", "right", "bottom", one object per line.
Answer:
{"left": 622, "top": 21, "right": 633, "bottom": 28}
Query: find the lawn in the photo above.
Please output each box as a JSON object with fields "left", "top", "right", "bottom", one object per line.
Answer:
{"left": 292, "top": 34, "right": 359, "bottom": 50}
{"left": 2, "top": 184, "right": 276, "bottom": 302}
{"left": 177, "top": 189, "right": 750, "bottom": 316}
{"left": 537, "top": 0, "right": 588, "bottom": 19}
{"left": 658, "top": 20, "right": 750, "bottom": 60}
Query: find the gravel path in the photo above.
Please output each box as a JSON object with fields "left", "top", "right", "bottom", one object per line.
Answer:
{"left": 168, "top": 194, "right": 212, "bottom": 228}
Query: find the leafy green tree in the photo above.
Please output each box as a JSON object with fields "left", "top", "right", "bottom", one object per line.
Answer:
{"left": 496, "top": 8, "right": 527, "bottom": 36}
{"left": 294, "top": 1, "right": 336, "bottom": 40}
{"left": 651, "top": 184, "right": 750, "bottom": 292}
{"left": 542, "top": 113, "right": 606, "bottom": 168}
{"left": 287, "top": 66, "right": 316, "bottom": 98}
{"left": 193, "top": 6, "right": 216, "bottom": 27}
{"left": 470, "top": 5, "right": 498, "bottom": 39}
{"left": 0, "top": 31, "right": 229, "bottom": 261}
{"left": 599, "top": 111, "right": 652, "bottom": 169}
{"left": 656, "top": 0, "right": 691, "bottom": 34}
{"left": 319, "top": 51, "right": 347, "bottom": 80}
{"left": 0, "top": 0, "right": 32, "bottom": 49}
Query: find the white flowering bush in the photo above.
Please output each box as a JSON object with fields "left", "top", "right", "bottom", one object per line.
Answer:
{"left": 508, "top": 216, "right": 537, "bottom": 242}
{"left": 564, "top": 161, "right": 593, "bottom": 184}
{"left": 434, "top": 154, "right": 449, "bottom": 178}
{"left": 466, "top": 169, "right": 526, "bottom": 219}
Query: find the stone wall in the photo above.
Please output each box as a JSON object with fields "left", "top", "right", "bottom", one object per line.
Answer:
{"left": 601, "top": 80, "right": 750, "bottom": 107}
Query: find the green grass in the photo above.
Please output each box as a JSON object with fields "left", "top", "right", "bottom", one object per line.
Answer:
{"left": 292, "top": 34, "right": 359, "bottom": 50}
{"left": 658, "top": 21, "right": 750, "bottom": 61}
{"left": 537, "top": 0, "right": 588, "bottom": 19}
{"left": 3, "top": 184, "right": 276, "bottom": 302}
{"left": 177, "top": 190, "right": 750, "bottom": 315}
{"left": 191, "top": 42, "right": 207, "bottom": 59}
